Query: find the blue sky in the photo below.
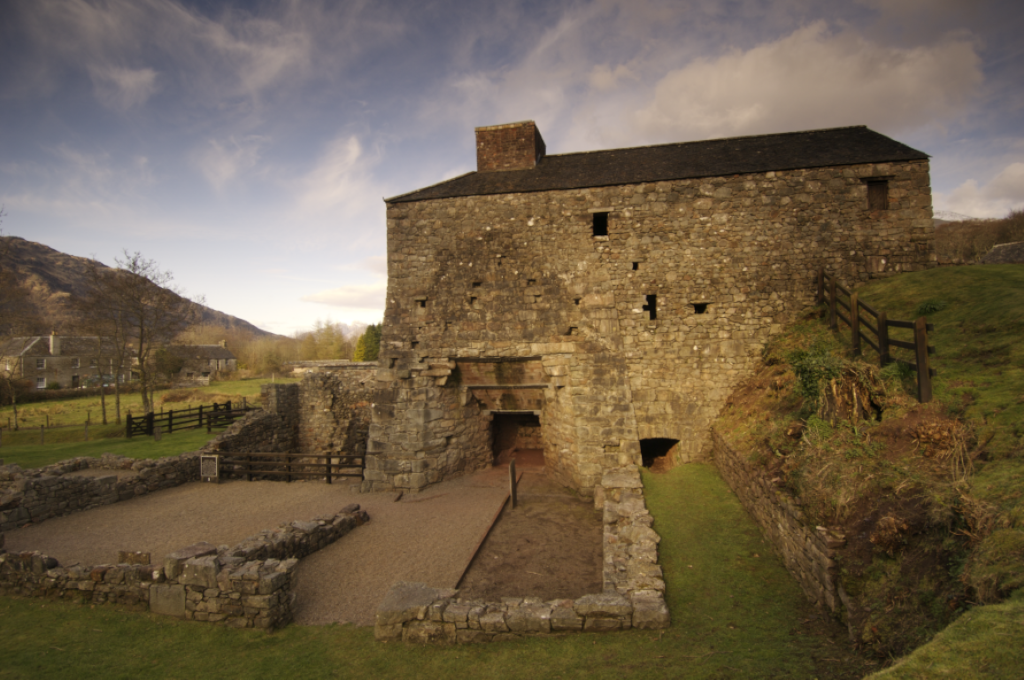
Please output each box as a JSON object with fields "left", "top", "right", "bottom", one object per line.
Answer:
{"left": 2, "top": 0, "right": 1022, "bottom": 336}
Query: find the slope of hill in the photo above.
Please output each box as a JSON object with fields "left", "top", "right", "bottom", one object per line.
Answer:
{"left": 0, "top": 236, "right": 280, "bottom": 338}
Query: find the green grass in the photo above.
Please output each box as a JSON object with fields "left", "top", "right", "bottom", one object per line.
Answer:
{"left": 0, "top": 378, "right": 300, "bottom": 432}
{"left": 866, "top": 589, "right": 1024, "bottom": 679}
{"left": 0, "top": 428, "right": 219, "bottom": 469}
{"left": 0, "top": 465, "right": 872, "bottom": 679}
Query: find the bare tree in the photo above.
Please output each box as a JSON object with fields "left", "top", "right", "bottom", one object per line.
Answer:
{"left": 80, "top": 251, "right": 202, "bottom": 415}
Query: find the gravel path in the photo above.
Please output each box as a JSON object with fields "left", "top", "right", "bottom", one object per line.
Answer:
{"left": 3, "top": 468, "right": 513, "bottom": 626}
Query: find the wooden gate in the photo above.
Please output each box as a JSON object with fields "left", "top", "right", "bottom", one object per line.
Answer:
{"left": 214, "top": 452, "right": 364, "bottom": 484}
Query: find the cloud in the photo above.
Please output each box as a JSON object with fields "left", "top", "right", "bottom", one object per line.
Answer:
{"left": 301, "top": 281, "right": 387, "bottom": 310}
{"left": 193, "top": 136, "right": 267, "bottom": 192}
{"left": 88, "top": 64, "right": 159, "bottom": 111}
{"left": 632, "top": 22, "right": 982, "bottom": 141}
{"left": 934, "top": 162, "right": 1024, "bottom": 218}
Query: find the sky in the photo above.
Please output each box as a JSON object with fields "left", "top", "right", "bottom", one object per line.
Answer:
{"left": 1, "top": 0, "right": 1022, "bottom": 336}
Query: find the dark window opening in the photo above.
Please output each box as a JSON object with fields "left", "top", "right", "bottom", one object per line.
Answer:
{"left": 574, "top": 297, "right": 581, "bottom": 306}
{"left": 469, "top": 296, "right": 478, "bottom": 307}
{"left": 632, "top": 262, "right": 639, "bottom": 271}
{"left": 388, "top": 358, "right": 397, "bottom": 368}
{"left": 472, "top": 281, "right": 482, "bottom": 288}
{"left": 643, "top": 294, "right": 657, "bottom": 320}
{"left": 527, "top": 278, "right": 536, "bottom": 285}
{"left": 867, "top": 180, "right": 889, "bottom": 211}
{"left": 567, "top": 326, "right": 578, "bottom": 336}
{"left": 691, "top": 302, "right": 710, "bottom": 314}
{"left": 411, "top": 341, "right": 419, "bottom": 349}
{"left": 592, "top": 212, "right": 608, "bottom": 236}
{"left": 641, "top": 438, "right": 679, "bottom": 467}
{"left": 417, "top": 299, "right": 426, "bottom": 308}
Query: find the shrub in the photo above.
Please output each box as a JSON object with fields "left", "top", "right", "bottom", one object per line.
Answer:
{"left": 786, "top": 343, "right": 842, "bottom": 405}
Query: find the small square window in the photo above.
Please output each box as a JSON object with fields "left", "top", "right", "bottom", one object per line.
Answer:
{"left": 72, "top": 358, "right": 80, "bottom": 369}
{"left": 36, "top": 377, "right": 46, "bottom": 388}
{"left": 36, "top": 358, "right": 46, "bottom": 370}
{"left": 593, "top": 212, "right": 609, "bottom": 237}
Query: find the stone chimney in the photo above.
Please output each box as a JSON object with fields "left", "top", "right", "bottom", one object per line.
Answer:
{"left": 219, "top": 339, "right": 228, "bottom": 349}
{"left": 49, "top": 332, "right": 61, "bottom": 356}
{"left": 475, "top": 121, "right": 546, "bottom": 172}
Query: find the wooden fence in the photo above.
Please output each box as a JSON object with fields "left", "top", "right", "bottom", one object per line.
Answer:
{"left": 816, "top": 269, "right": 936, "bottom": 403}
{"left": 215, "top": 452, "right": 365, "bottom": 484}
{"left": 125, "top": 400, "right": 257, "bottom": 438}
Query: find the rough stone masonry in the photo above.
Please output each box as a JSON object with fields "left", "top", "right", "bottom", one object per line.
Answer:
{"left": 366, "top": 121, "right": 936, "bottom": 496}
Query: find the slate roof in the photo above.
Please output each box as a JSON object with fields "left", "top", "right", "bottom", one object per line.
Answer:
{"left": 167, "top": 345, "right": 236, "bottom": 361}
{"left": 386, "top": 126, "right": 929, "bottom": 204}
{"left": 0, "top": 336, "right": 117, "bottom": 357}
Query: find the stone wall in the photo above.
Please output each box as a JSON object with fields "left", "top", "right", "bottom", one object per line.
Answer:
{"left": 0, "top": 453, "right": 199, "bottom": 533}
{"left": 710, "top": 430, "right": 844, "bottom": 612}
{"left": 372, "top": 159, "right": 935, "bottom": 494}
{"left": 297, "top": 368, "right": 375, "bottom": 458}
{"left": 374, "top": 466, "right": 669, "bottom": 643}
{"left": 0, "top": 505, "right": 369, "bottom": 630}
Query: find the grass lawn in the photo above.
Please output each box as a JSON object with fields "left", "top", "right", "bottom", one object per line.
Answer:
{"left": 0, "top": 465, "right": 874, "bottom": 679}
{"left": 0, "top": 428, "right": 218, "bottom": 469}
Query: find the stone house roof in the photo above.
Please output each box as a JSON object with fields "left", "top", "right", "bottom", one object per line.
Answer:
{"left": 1, "top": 335, "right": 119, "bottom": 358}
{"left": 386, "top": 125, "right": 929, "bottom": 204}
{"left": 167, "top": 344, "right": 237, "bottom": 361}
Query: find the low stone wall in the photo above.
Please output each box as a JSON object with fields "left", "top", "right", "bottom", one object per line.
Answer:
{"left": 710, "top": 429, "right": 844, "bottom": 612}
{"left": 374, "top": 465, "right": 669, "bottom": 643}
{"left": 0, "top": 453, "right": 199, "bottom": 533}
{"left": 198, "top": 384, "right": 300, "bottom": 456}
{"left": 0, "top": 505, "right": 369, "bottom": 630}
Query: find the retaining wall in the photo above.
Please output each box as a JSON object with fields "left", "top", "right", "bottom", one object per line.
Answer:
{"left": 374, "top": 465, "right": 669, "bottom": 643}
{"left": 710, "top": 429, "right": 845, "bottom": 612}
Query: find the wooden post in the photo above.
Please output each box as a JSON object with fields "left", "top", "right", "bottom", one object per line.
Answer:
{"left": 509, "top": 459, "right": 518, "bottom": 509}
{"left": 168, "top": 410, "right": 173, "bottom": 434}
{"left": 850, "top": 292, "right": 861, "bottom": 355}
{"left": 326, "top": 455, "right": 333, "bottom": 485}
{"left": 816, "top": 268, "right": 825, "bottom": 305}
{"left": 198, "top": 405, "right": 204, "bottom": 429}
{"left": 878, "top": 312, "right": 890, "bottom": 366}
{"left": 828, "top": 278, "right": 838, "bottom": 329}
{"left": 915, "top": 317, "right": 933, "bottom": 403}
{"left": 126, "top": 413, "right": 133, "bottom": 438}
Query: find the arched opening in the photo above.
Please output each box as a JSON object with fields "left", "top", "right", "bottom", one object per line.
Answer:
{"left": 640, "top": 438, "right": 679, "bottom": 468}
{"left": 492, "top": 413, "right": 543, "bottom": 467}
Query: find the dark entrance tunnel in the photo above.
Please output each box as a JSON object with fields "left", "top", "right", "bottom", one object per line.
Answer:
{"left": 492, "top": 412, "right": 542, "bottom": 465}
{"left": 640, "top": 438, "right": 679, "bottom": 467}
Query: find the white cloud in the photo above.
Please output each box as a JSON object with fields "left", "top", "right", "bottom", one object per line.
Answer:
{"left": 633, "top": 22, "right": 982, "bottom": 141}
{"left": 87, "top": 64, "right": 159, "bottom": 111}
{"left": 934, "top": 162, "right": 1024, "bottom": 218}
{"left": 301, "top": 281, "right": 387, "bottom": 310}
{"left": 193, "top": 136, "right": 267, "bottom": 193}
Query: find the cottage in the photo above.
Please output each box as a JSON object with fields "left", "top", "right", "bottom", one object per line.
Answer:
{"left": 165, "top": 341, "right": 237, "bottom": 383}
{"left": 0, "top": 334, "right": 131, "bottom": 389}
{"left": 365, "top": 121, "right": 935, "bottom": 495}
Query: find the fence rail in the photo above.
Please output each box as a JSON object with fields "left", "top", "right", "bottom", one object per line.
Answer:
{"left": 126, "top": 400, "right": 257, "bottom": 438}
{"left": 215, "top": 452, "right": 365, "bottom": 484}
{"left": 816, "top": 268, "right": 936, "bottom": 403}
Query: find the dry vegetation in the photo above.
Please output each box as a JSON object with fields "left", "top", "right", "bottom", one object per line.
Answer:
{"left": 934, "top": 209, "right": 1024, "bottom": 263}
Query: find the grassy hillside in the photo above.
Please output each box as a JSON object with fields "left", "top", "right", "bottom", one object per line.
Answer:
{"left": 716, "top": 264, "right": 1024, "bottom": 672}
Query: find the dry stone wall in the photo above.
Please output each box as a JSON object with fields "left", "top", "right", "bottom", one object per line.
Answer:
{"left": 0, "top": 453, "right": 199, "bottom": 533}
{"left": 374, "top": 466, "right": 669, "bottom": 644}
{"left": 297, "top": 368, "right": 374, "bottom": 458}
{"left": 372, "top": 160, "right": 935, "bottom": 494}
{"left": 710, "top": 430, "right": 845, "bottom": 612}
{"left": 0, "top": 505, "right": 369, "bottom": 630}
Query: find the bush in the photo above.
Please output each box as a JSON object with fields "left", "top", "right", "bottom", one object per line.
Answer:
{"left": 786, "top": 343, "right": 842, "bottom": 405}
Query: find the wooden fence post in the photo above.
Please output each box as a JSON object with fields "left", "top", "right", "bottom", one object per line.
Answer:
{"left": 198, "top": 405, "right": 204, "bottom": 429}
{"left": 167, "top": 410, "right": 173, "bottom": 434}
{"left": 878, "top": 312, "right": 890, "bottom": 366}
{"left": 126, "top": 413, "right": 133, "bottom": 438}
{"left": 146, "top": 411, "right": 155, "bottom": 437}
{"left": 816, "top": 268, "right": 825, "bottom": 305}
{"left": 828, "top": 277, "right": 838, "bottom": 329}
{"left": 509, "top": 459, "right": 518, "bottom": 509}
{"left": 915, "top": 317, "right": 933, "bottom": 403}
{"left": 850, "top": 292, "right": 861, "bottom": 355}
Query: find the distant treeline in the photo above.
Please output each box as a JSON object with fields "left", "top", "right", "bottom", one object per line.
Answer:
{"left": 935, "top": 208, "right": 1024, "bottom": 263}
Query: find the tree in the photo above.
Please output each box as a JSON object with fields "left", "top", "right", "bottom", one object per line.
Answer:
{"left": 80, "top": 251, "right": 201, "bottom": 414}
{"left": 353, "top": 323, "right": 381, "bottom": 362}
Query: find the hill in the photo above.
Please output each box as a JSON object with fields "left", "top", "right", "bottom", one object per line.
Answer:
{"left": 0, "top": 236, "right": 281, "bottom": 339}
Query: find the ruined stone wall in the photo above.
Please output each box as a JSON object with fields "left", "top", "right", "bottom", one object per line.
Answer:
{"left": 0, "top": 454, "right": 199, "bottom": 532}
{"left": 0, "top": 505, "right": 369, "bottom": 630}
{"left": 297, "top": 368, "right": 375, "bottom": 457}
{"left": 372, "top": 160, "right": 934, "bottom": 494}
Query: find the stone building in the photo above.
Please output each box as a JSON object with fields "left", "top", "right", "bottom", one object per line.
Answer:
{"left": 365, "top": 121, "right": 935, "bottom": 496}
{"left": 1, "top": 334, "right": 131, "bottom": 389}
{"left": 165, "top": 342, "right": 238, "bottom": 382}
